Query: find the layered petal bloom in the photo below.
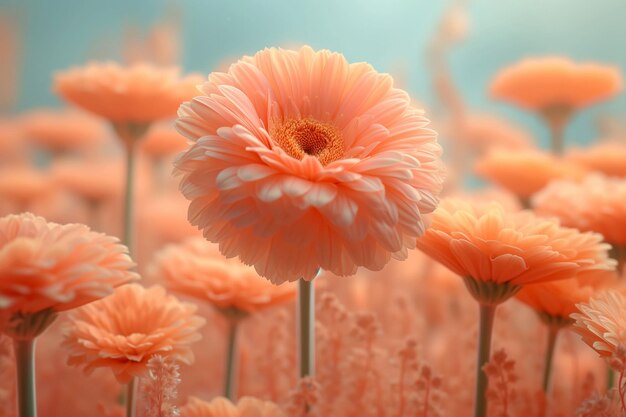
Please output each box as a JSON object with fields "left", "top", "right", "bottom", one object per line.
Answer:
{"left": 54, "top": 62, "right": 202, "bottom": 123}
{"left": 180, "top": 396, "right": 285, "bottom": 417}
{"left": 571, "top": 291, "right": 626, "bottom": 359}
{"left": 52, "top": 159, "right": 123, "bottom": 203}
{"left": 533, "top": 174, "right": 626, "bottom": 246}
{"left": 63, "top": 284, "right": 205, "bottom": 383}
{"left": 151, "top": 237, "right": 296, "bottom": 313}
{"left": 0, "top": 213, "right": 138, "bottom": 315}
{"left": 175, "top": 46, "right": 444, "bottom": 283}
{"left": 141, "top": 122, "right": 188, "bottom": 157}
{"left": 516, "top": 269, "right": 620, "bottom": 319}
{"left": 458, "top": 113, "right": 534, "bottom": 153}
{"left": 566, "top": 141, "right": 626, "bottom": 178}
{"left": 490, "top": 57, "right": 622, "bottom": 112}
{"left": 20, "top": 108, "right": 107, "bottom": 152}
{"left": 415, "top": 199, "right": 614, "bottom": 287}
{"left": 475, "top": 149, "right": 587, "bottom": 199}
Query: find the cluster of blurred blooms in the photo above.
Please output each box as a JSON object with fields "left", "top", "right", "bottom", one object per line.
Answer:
{"left": 2, "top": 3, "right": 626, "bottom": 417}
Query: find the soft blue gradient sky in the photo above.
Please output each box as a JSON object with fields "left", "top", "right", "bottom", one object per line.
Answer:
{"left": 3, "top": 0, "right": 626, "bottom": 148}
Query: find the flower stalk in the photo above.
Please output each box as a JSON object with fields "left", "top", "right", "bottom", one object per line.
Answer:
{"left": 474, "top": 303, "right": 496, "bottom": 417}
{"left": 14, "top": 339, "right": 36, "bottom": 417}
{"left": 298, "top": 278, "right": 315, "bottom": 379}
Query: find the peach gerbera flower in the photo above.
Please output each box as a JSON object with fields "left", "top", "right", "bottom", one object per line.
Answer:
{"left": 0, "top": 213, "right": 138, "bottom": 317}
{"left": 63, "top": 284, "right": 205, "bottom": 383}
{"left": 571, "top": 290, "right": 626, "bottom": 360}
{"left": 566, "top": 141, "right": 626, "bottom": 178}
{"left": 490, "top": 57, "right": 622, "bottom": 154}
{"left": 20, "top": 108, "right": 107, "bottom": 153}
{"left": 141, "top": 122, "right": 188, "bottom": 157}
{"left": 54, "top": 62, "right": 202, "bottom": 124}
{"left": 490, "top": 57, "right": 622, "bottom": 112}
{"left": 174, "top": 46, "right": 444, "bottom": 283}
{"left": 415, "top": 198, "right": 614, "bottom": 294}
{"left": 52, "top": 159, "right": 123, "bottom": 204}
{"left": 475, "top": 149, "right": 586, "bottom": 201}
{"left": 459, "top": 113, "right": 534, "bottom": 153}
{"left": 180, "top": 396, "right": 285, "bottom": 417}
{"left": 533, "top": 174, "right": 626, "bottom": 247}
{"left": 516, "top": 269, "right": 620, "bottom": 320}
{"left": 151, "top": 237, "right": 296, "bottom": 313}
{"left": 0, "top": 166, "right": 52, "bottom": 210}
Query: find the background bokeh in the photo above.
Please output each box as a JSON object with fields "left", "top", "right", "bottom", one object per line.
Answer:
{"left": 2, "top": 0, "right": 626, "bottom": 149}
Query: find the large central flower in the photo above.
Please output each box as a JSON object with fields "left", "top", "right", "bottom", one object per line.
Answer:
{"left": 175, "top": 46, "right": 444, "bottom": 283}
{"left": 270, "top": 118, "right": 344, "bottom": 165}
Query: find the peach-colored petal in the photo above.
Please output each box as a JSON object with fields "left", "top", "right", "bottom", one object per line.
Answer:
{"left": 54, "top": 62, "right": 203, "bottom": 123}
{"left": 415, "top": 198, "right": 614, "bottom": 286}
{"left": 20, "top": 108, "right": 107, "bottom": 152}
{"left": 490, "top": 57, "right": 622, "bottom": 111}
{"left": 533, "top": 174, "right": 626, "bottom": 246}
{"left": 572, "top": 290, "right": 626, "bottom": 358}
{"left": 0, "top": 213, "right": 138, "bottom": 315}
{"left": 180, "top": 396, "right": 285, "bottom": 417}
{"left": 151, "top": 238, "right": 296, "bottom": 313}
{"left": 63, "top": 284, "right": 205, "bottom": 384}
{"left": 174, "top": 46, "right": 444, "bottom": 283}
{"left": 566, "top": 141, "right": 626, "bottom": 178}
{"left": 141, "top": 121, "right": 188, "bottom": 157}
{"left": 475, "top": 149, "right": 587, "bottom": 198}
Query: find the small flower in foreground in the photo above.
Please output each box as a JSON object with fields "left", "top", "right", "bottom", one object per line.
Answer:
{"left": 415, "top": 198, "right": 613, "bottom": 298}
{"left": 151, "top": 237, "right": 296, "bottom": 313}
{"left": 63, "top": 284, "right": 205, "bottom": 383}
{"left": 54, "top": 62, "right": 201, "bottom": 125}
{"left": 180, "top": 396, "right": 285, "bottom": 417}
{"left": 571, "top": 291, "right": 626, "bottom": 363}
{"left": 516, "top": 269, "right": 620, "bottom": 321}
{"left": 0, "top": 213, "right": 137, "bottom": 328}
{"left": 175, "top": 45, "right": 444, "bottom": 283}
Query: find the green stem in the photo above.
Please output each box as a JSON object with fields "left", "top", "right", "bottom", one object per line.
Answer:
{"left": 125, "top": 377, "right": 136, "bottom": 417}
{"left": 123, "top": 142, "right": 136, "bottom": 254}
{"left": 298, "top": 278, "right": 315, "bottom": 379}
{"left": 15, "top": 339, "right": 37, "bottom": 417}
{"left": 224, "top": 318, "right": 239, "bottom": 401}
{"left": 474, "top": 303, "right": 496, "bottom": 417}
{"left": 608, "top": 367, "right": 616, "bottom": 390}
{"left": 542, "top": 326, "right": 559, "bottom": 392}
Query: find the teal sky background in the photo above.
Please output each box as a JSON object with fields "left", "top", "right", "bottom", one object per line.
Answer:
{"left": 3, "top": 0, "right": 626, "bottom": 149}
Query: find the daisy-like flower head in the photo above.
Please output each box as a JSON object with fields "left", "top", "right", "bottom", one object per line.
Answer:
{"left": 63, "top": 284, "right": 205, "bottom": 383}
{"left": 533, "top": 174, "right": 626, "bottom": 246}
{"left": 151, "top": 237, "right": 296, "bottom": 313}
{"left": 475, "top": 149, "right": 587, "bottom": 199}
{"left": 516, "top": 269, "right": 620, "bottom": 320}
{"left": 0, "top": 213, "right": 138, "bottom": 316}
{"left": 180, "top": 396, "right": 285, "bottom": 417}
{"left": 490, "top": 57, "right": 622, "bottom": 113}
{"left": 174, "top": 46, "right": 444, "bottom": 283}
{"left": 20, "top": 108, "right": 107, "bottom": 152}
{"left": 458, "top": 113, "right": 534, "bottom": 154}
{"left": 415, "top": 199, "right": 615, "bottom": 303}
{"left": 141, "top": 122, "right": 188, "bottom": 157}
{"left": 566, "top": 141, "right": 626, "bottom": 178}
{"left": 54, "top": 62, "right": 202, "bottom": 124}
{"left": 572, "top": 291, "right": 626, "bottom": 363}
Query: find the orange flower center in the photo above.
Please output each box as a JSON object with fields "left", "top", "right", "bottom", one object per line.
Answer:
{"left": 271, "top": 118, "right": 344, "bottom": 165}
